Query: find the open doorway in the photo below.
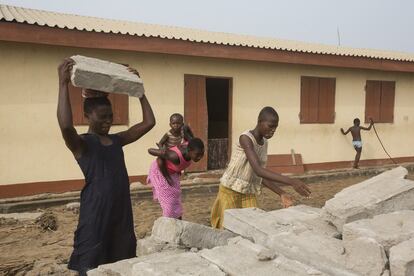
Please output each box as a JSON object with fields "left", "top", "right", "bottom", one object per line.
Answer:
{"left": 184, "top": 75, "right": 232, "bottom": 172}
{"left": 206, "top": 78, "right": 230, "bottom": 170}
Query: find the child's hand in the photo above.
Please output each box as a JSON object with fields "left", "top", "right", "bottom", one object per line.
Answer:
{"left": 160, "top": 148, "right": 167, "bottom": 157}
{"left": 58, "top": 58, "right": 74, "bottom": 85}
{"left": 369, "top": 118, "right": 374, "bottom": 124}
{"left": 290, "top": 179, "right": 311, "bottom": 197}
{"left": 127, "top": 67, "right": 141, "bottom": 78}
{"left": 280, "top": 193, "right": 294, "bottom": 208}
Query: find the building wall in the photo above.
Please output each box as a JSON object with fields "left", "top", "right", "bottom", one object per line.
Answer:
{"left": 1, "top": 41, "right": 413, "bottom": 185}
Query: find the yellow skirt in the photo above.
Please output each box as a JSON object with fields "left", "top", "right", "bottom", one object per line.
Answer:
{"left": 210, "top": 184, "right": 257, "bottom": 229}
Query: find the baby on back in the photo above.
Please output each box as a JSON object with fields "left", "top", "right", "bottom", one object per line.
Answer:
{"left": 157, "top": 113, "right": 194, "bottom": 149}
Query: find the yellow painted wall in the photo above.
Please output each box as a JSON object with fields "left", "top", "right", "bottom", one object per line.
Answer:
{"left": 0, "top": 41, "right": 413, "bottom": 185}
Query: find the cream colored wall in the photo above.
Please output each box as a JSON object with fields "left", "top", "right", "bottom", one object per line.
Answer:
{"left": 0, "top": 41, "right": 413, "bottom": 185}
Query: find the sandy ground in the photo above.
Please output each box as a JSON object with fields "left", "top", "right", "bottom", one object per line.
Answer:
{"left": 1, "top": 174, "right": 412, "bottom": 275}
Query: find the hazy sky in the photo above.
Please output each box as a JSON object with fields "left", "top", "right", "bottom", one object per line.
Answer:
{"left": 2, "top": 0, "right": 414, "bottom": 53}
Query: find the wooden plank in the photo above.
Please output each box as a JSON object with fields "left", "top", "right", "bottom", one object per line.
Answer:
{"left": 380, "top": 81, "right": 395, "bottom": 123}
{"left": 300, "top": 76, "right": 315, "bottom": 123}
{"left": 318, "top": 78, "right": 336, "bottom": 123}
{"left": 300, "top": 77, "right": 309, "bottom": 123}
{"left": 184, "top": 75, "right": 208, "bottom": 172}
{"left": 307, "top": 77, "right": 319, "bottom": 123}
{"left": 227, "top": 78, "right": 233, "bottom": 163}
{"left": 365, "top": 80, "right": 381, "bottom": 123}
{"left": 208, "top": 138, "right": 228, "bottom": 170}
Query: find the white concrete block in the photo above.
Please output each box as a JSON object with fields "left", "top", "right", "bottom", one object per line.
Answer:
{"left": 70, "top": 55, "right": 144, "bottom": 98}
{"left": 323, "top": 166, "right": 414, "bottom": 231}
{"left": 200, "top": 237, "right": 326, "bottom": 276}
{"left": 389, "top": 237, "right": 414, "bottom": 276}
{"left": 151, "top": 217, "right": 236, "bottom": 249}
{"left": 267, "top": 230, "right": 357, "bottom": 276}
{"left": 223, "top": 206, "right": 338, "bottom": 244}
{"left": 344, "top": 237, "right": 387, "bottom": 276}
{"left": 136, "top": 236, "right": 182, "bottom": 256}
{"left": 131, "top": 252, "right": 225, "bottom": 275}
{"left": 268, "top": 205, "right": 340, "bottom": 237}
{"left": 342, "top": 210, "right": 414, "bottom": 253}
{"left": 151, "top": 217, "right": 183, "bottom": 244}
{"left": 88, "top": 251, "right": 188, "bottom": 276}
{"left": 228, "top": 236, "right": 276, "bottom": 261}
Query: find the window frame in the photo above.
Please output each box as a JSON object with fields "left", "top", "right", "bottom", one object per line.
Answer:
{"left": 364, "top": 80, "right": 395, "bottom": 123}
{"left": 300, "top": 76, "right": 336, "bottom": 124}
{"left": 68, "top": 84, "right": 129, "bottom": 125}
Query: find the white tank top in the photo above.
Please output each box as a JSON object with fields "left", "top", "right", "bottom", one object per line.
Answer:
{"left": 220, "top": 130, "right": 268, "bottom": 194}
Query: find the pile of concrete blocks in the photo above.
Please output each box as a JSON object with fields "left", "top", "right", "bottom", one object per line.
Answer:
{"left": 88, "top": 166, "right": 414, "bottom": 275}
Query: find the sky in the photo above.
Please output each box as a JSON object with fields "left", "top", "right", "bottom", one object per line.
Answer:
{"left": 1, "top": 0, "right": 414, "bottom": 53}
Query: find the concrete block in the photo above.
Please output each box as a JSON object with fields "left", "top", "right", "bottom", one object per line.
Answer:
{"left": 389, "top": 237, "right": 414, "bottom": 276}
{"left": 323, "top": 166, "right": 414, "bottom": 231}
{"left": 151, "top": 217, "right": 236, "bottom": 249}
{"left": 88, "top": 251, "right": 187, "bottom": 276}
{"left": 228, "top": 236, "right": 276, "bottom": 261}
{"left": 136, "top": 236, "right": 182, "bottom": 256}
{"left": 88, "top": 258, "right": 142, "bottom": 276}
{"left": 381, "top": 270, "right": 390, "bottom": 276}
{"left": 131, "top": 252, "right": 225, "bottom": 275}
{"left": 70, "top": 55, "right": 144, "bottom": 98}
{"left": 268, "top": 205, "right": 340, "bottom": 237}
{"left": 180, "top": 219, "right": 237, "bottom": 249}
{"left": 344, "top": 237, "right": 387, "bottom": 276}
{"left": 151, "top": 217, "right": 184, "bottom": 244}
{"left": 342, "top": 210, "right": 414, "bottom": 253}
{"left": 223, "top": 206, "right": 338, "bottom": 244}
{"left": 200, "top": 237, "right": 326, "bottom": 275}
{"left": 267, "top": 230, "right": 357, "bottom": 276}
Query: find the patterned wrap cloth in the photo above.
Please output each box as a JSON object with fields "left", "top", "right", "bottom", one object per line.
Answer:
{"left": 146, "top": 146, "right": 191, "bottom": 219}
{"left": 147, "top": 160, "right": 182, "bottom": 218}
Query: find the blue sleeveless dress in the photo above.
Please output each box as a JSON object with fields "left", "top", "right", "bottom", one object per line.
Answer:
{"left": 68, "top": 134, "right": 136, "bottom": 273}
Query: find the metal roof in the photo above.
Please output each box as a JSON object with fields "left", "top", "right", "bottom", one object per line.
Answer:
{"left": 1, "top": 4, "right": 413, "bottom": 62}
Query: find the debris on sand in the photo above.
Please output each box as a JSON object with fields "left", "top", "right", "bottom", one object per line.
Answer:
{"left": 65, "top": 202, "right": 80, "bottom": 214}
{"left": 0, "top": 217, "right": 19, "bottom": 226}
{"left": 0, "top": 212, "right": 43, "bottom": 222}
{"left": 0, "top": 260, "right": 34, "bottom": 276}
{"left": 36, "top": 211, "right": 58, "bottom": 231}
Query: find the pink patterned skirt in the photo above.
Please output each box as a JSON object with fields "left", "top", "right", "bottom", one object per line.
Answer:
{"left": 147, "top": 160, "right": 183, "bottom": 218}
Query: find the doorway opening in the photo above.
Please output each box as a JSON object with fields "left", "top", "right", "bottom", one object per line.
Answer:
{"left": 206, "top": 78, "right": 230, "bottom": 170}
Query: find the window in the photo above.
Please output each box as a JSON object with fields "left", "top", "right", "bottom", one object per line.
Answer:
{"left": 300, "top": 76, "right": 336, "bottom": 123}
{"left": 365, "top": 80, "right": 395, "bottom": 123}
{"left": 68, "top": 84, "right": 129, "bottom": 125}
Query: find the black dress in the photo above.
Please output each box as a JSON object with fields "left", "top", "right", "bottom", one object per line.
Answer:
{"left": 68, "top": 134, "right": 136, "bottom": 274}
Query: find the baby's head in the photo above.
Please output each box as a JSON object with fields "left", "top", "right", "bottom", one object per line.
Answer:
{"left": 257, "top": 107, "right": 279, "bottom": 139}
{"left": 170, "top": 113, "right": 184, "bottom": 133}
{"left": 353, "top": 118, "right": 360, "bottom": 126}
{"left": 187, "top": 138, "right": 205, "bottom": 162}
{"left": 84, "top": 96, "right": 113, "bottom": 135}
